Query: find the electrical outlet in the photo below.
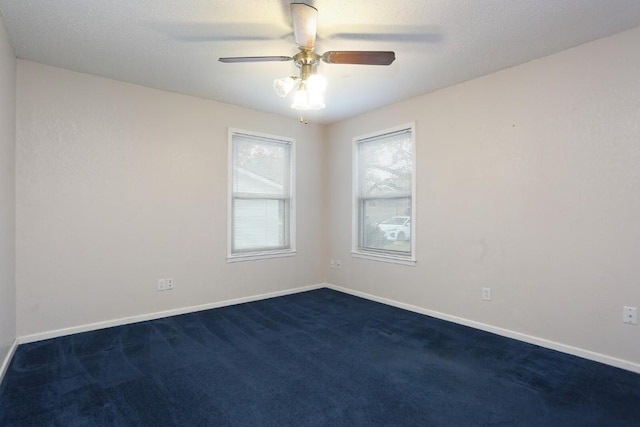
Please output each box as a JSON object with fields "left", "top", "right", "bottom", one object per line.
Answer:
{"left": 166, "top": 278, "right": 174, "bottom": 290}
{"left": 482, "top": 287, "right": 491, "bottom": 301}
{"left": 623, "top": 306, "right": 637, "bottom": 325}
{"left": 158, "top": 278, "right": 166, "bottom": 291}
{"left": 335, "top": 260, "right": 341, "bottom": 269}
{"left": 330, "top": 260, "right": 335, "bottom": 268}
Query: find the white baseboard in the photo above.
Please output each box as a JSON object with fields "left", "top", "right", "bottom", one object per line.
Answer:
{"left": 0, "top": 338, "right": 18, "bottom": 385}
{"left": 18, "top": 283, "right": 324, "bottom": 344}
{"left": 326, "top": 283, "right": 640, "bottom": 374}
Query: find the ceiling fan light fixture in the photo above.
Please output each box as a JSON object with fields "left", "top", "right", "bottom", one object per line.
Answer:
{"left": 219, "top": 3, "right": 394, "bottom": 113}
{"left": 291, "top": 82, "right": 310, "bottom": 110}
{"left": 291, "top": 75, "right": 326, "bottom": 110}
{"left": 273, "top": 76, "right": 297, "bottom": 97}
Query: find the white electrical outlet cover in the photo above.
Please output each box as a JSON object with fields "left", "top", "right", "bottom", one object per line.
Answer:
{"left": 623, "top": 306, "right": 637, "bottom": 324}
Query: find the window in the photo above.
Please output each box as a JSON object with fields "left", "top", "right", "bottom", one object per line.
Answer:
{"left": 229, "top": 129, "right": 295, "bottom": 261}
{"left": 353, "top": 124, "right": 415, "bottom": 264}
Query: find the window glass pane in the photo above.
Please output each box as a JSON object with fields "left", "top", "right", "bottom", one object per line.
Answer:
{"left": 356, "top": 127, "right": 413, "bottom": 258}
{"left": 233, "top": 198, "right": 288, "bottom": 252}
{"left": 358, "top": 132, "right": 412, "bottom": 198}
{"left": 233, "top": 137, "right": 289, "bottom": 196}
{"left": 230, "top": 131, "right": 293, "bottom": 257}
{"left": 362, "top": 197, "right": 411, "bottom": 252}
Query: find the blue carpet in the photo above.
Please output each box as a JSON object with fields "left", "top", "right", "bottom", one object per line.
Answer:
{"left": 1, "top": 288, "right": 639, "bottom": 426}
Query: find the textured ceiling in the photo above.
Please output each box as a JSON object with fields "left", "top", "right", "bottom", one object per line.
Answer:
{"left": 1, "top": 0, "right": 639, "bottom": 123}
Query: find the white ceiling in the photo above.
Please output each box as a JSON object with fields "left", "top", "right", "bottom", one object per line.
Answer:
{"left": 1, "top": 0, "right": 639, "bottom": 124}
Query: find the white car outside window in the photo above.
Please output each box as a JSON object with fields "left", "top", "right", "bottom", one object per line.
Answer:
{"left": 377, "top": 216, "right": 411, "bottom": 241}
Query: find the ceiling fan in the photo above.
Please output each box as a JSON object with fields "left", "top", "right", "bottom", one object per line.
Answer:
{"left": 218, "top": 2, "right": 396, "bottom": 111}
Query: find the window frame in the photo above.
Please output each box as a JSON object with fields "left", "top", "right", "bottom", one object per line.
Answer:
{"left": 351, "top": 123, "right": 416, "bottom": 265}
{"left": 227, "top": 128, "right": 296, "bottom": 262}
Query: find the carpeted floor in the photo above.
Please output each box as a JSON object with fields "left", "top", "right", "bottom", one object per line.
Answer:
{"left": 1, "top": 288, "right": 639, "bottom": 426}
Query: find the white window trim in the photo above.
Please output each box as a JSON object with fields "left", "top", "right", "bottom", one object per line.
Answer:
{"left": 352, "top": 123, "right": 417, "bottom": 266}
{"left": 227, "top": 249, "right": 296, "bottom": 263}
{"left": 227, "top": 128, "right": 296, "bottom": 262}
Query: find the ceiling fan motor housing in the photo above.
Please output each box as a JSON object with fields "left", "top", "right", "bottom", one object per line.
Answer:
{"left": 293, "top": 50, "right": 321, "bottom": 80}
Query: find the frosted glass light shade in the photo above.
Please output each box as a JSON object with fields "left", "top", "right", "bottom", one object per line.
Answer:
{"left": 273, "top": 77, "right": 296, "bottom": 97}
{"left": 291, "top": 74, "right": 326, "bottom": 110}
{"left": 291, "top": 86, "right": 309, "bottom": 109}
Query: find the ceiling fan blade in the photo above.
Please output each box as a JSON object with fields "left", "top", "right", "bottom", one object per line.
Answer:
{"left": 291, "top": 3, "right": 317, "bottom": 50}
{"left": 321, "top": 51, "right": 396, "bottom": 65}
{"left": 219, "top": 56, "right": 293, "bottom": 63}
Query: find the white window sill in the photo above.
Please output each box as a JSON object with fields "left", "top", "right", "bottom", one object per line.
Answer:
{"left": 351, "top": 250, "right": 416, "bottom": 266}
{"left": 227, "top": 249, "right": 296, "bottom": 263}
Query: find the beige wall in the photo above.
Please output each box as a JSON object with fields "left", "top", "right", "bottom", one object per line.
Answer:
{"left": 326, "top": 27, "right": 640, "bottom": 369}
{"left": 0, "top": 13, "right": 16, "bottom": 373}
{"left": 15, "top": 61, "right": 326, "bottom": 337}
